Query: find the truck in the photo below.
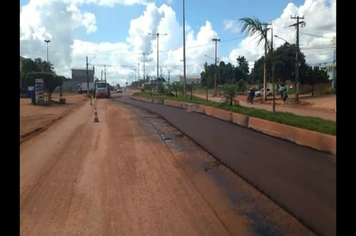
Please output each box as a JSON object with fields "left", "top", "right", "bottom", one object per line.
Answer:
{"left": 77, "top": 82, "right": 95, "bottom": 94}
{"left": 95, "top": 81, "right": 110, "bottom": 98}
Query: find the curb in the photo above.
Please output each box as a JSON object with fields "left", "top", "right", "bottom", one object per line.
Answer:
{"left": 130, "top": 96, "right": 336, "bottom": 156}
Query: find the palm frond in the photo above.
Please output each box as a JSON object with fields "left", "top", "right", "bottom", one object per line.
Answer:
{"left": 238, "top": 16, "right": 270, "bottom": 46}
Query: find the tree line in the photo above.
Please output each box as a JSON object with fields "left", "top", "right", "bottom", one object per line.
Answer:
{"left": 200, "top": 43, "right": 330, "bottom": 94}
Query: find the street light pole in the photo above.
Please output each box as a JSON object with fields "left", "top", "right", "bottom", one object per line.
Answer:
{"left": 44, "top": 39, "right": 51, "bottom": 71}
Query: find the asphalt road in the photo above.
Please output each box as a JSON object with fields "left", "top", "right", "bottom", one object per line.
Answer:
{"left": 113, "top": 93, "right": 336, "bottom": 236}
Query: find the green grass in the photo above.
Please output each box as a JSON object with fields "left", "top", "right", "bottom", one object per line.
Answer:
{"left": 133, "top": 92, "right": 336, "bottom": 136}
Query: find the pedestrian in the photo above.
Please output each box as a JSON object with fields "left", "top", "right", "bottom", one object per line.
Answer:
{"left": 283, "top": 89, "right": 288, "bottom": 105}
{"left": 247, "top": 89, "right": 251, "bottom": 103}
{"left": 250, "top": 87, "right": 255, "bottom": 104}
{"left": 247, "top": 87, "right": 254, "bottom": 104}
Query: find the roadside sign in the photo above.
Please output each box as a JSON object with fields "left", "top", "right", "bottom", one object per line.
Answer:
{"left": 35, "top": 78, "right": 44, "bottom": 104}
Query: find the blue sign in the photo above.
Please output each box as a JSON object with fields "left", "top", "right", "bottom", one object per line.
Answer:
{"left": 35, "top": 78, "right": 44, "bottom": 104}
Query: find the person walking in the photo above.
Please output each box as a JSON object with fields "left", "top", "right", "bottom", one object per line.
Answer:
{"left": 247, "top": 87, "right": 255, "bottom": 104}
{"left": 283, "top": 89, "right": 288, "bottom": 105}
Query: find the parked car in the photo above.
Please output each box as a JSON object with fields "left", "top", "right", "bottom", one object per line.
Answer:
{"left": 255, "top": 88, "right": 273, "bottom": 97}
{"left": 116, "top": 88, "right": 122, "bottom": 93}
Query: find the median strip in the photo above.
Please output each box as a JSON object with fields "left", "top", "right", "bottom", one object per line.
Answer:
{"left": 130, "top": 94, "right": 336, "bottom": 156}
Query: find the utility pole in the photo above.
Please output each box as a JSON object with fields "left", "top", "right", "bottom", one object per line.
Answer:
{"left": 149, "top": 32, "right": 167, "bottom": 90}
{"left": 261, "top": 22, "right": 271, "bottom": 101}
{"left": 160, "top": 67, "right": 162, "bottom": 78}
{"left": 290, "top": 15, "right": 306, "bottom": 102}
{"left": 86, "top": 56, "right": 89, "bottom": 96}
{"left": 270, "top": 25, "right": 276, "bottom": 112}
{"left": 168, "top": 70, "right": 170, "bottom": 84}
{"left": 101, "top": 70, "right": 103, "bottom": 80}
{"left": 212, "top": 38, "right": 220, "bottom": 96}
{"left": 183, "top": 0, "right": 187, "bottom": 98}
{"left": 138, "top": 63, "right": 140, "bottom": 81}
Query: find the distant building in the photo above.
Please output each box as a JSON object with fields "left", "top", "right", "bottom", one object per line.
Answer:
{"left": 174, "top": 75, "right": 201, "bottom": 84}
{"left": 62, "top": 79, "right": 78, "bottom": 92}
{"left": 71, "top": 67, "right": 95, "bottom": 83}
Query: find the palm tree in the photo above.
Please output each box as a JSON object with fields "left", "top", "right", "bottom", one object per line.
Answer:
{"left": 239, "top": 16, "right": 270, "bottom": 101}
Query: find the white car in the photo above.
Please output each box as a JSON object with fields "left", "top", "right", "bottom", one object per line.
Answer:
{"left": 116, "top": 88, "right": 122, "bottom": 93}
{"left": 255, "top": 88, "right": 273, "bottom": 97}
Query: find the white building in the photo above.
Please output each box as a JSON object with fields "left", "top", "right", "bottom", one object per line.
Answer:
{"left": 173, "top": 75, "right": 201, "bottom": 84}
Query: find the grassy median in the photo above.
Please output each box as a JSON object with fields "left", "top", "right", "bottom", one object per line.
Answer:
{"left": 133, "top": 92, "right": 336, "bottom": 136}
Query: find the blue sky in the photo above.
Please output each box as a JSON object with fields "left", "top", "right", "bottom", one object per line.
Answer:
{"left": 20, "top": 0, "right": 335, "bottom": 84}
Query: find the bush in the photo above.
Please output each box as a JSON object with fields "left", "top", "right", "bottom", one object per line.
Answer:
{"left": 222, "top": 84, "right": 238, "bottom": 106}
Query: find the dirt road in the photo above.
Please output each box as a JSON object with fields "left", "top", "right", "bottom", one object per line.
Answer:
{"left": 20, "top": 98, "right": 315, "bottom": 236}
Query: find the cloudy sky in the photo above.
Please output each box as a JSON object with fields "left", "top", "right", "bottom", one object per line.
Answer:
{"left": 20, "top": 0, "right": 336, "bottom": 86}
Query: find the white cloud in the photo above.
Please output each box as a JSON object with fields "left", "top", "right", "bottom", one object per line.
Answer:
{"left": 82, "top": 12, "right": 97, "bottom": 33}
{"left": 88, "top": 0, "right": 149, "bottom": 7}
{"left": 20, "top": 0, "right": 336, "bottom": 86}
{"left": 223, "top": 19, "right": 240, "bottom": 33}
{"left": 225, "top": 0, "right": 336, "bottom": 69}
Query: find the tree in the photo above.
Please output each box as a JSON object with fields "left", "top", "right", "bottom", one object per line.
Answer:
{"left": 222, "top": 84, "right": 238, "bottom": 106}
{"left": 186, "top": 83, "right": 195, "bottom": 100}
{"left": 34, "top": 58, "right": 54, "bottom": 72}
{"left": 200, "top": 62, "right": 214, "bottom": 88}
{"left": 224, "top": 63, "right": 236, "bottom": 84}
{"left": 20, "top": 59, "right": 41, "bottom": 88}
{"left": 25, "top": 72, "right": 63, "bottom": 101}
{"left": 300, "top": 66, "right": 329, "bottom": 96}
{"left": 57, "top": 76, "right": 66, "bottom": 98}
{"left": 236, "top": 80, "right": 247, "bottom": 92}
{"left": 272, "top": 43, "right": 307, "bottom": 85}
{"left": 236, "top": 56, "right": 249, "bottom": 80}
{"left": 170, "top": 82, "right": 180, "bottom": 97}
{"left": 239, "top": 16, "right": 269, "bottom": 100}
{"left": 250, "top": 57, "right": 264, "bottom": 84}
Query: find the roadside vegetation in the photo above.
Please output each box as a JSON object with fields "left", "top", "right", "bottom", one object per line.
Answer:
{"left": 133, "top": 92, "right": 336, "bottom": 136}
